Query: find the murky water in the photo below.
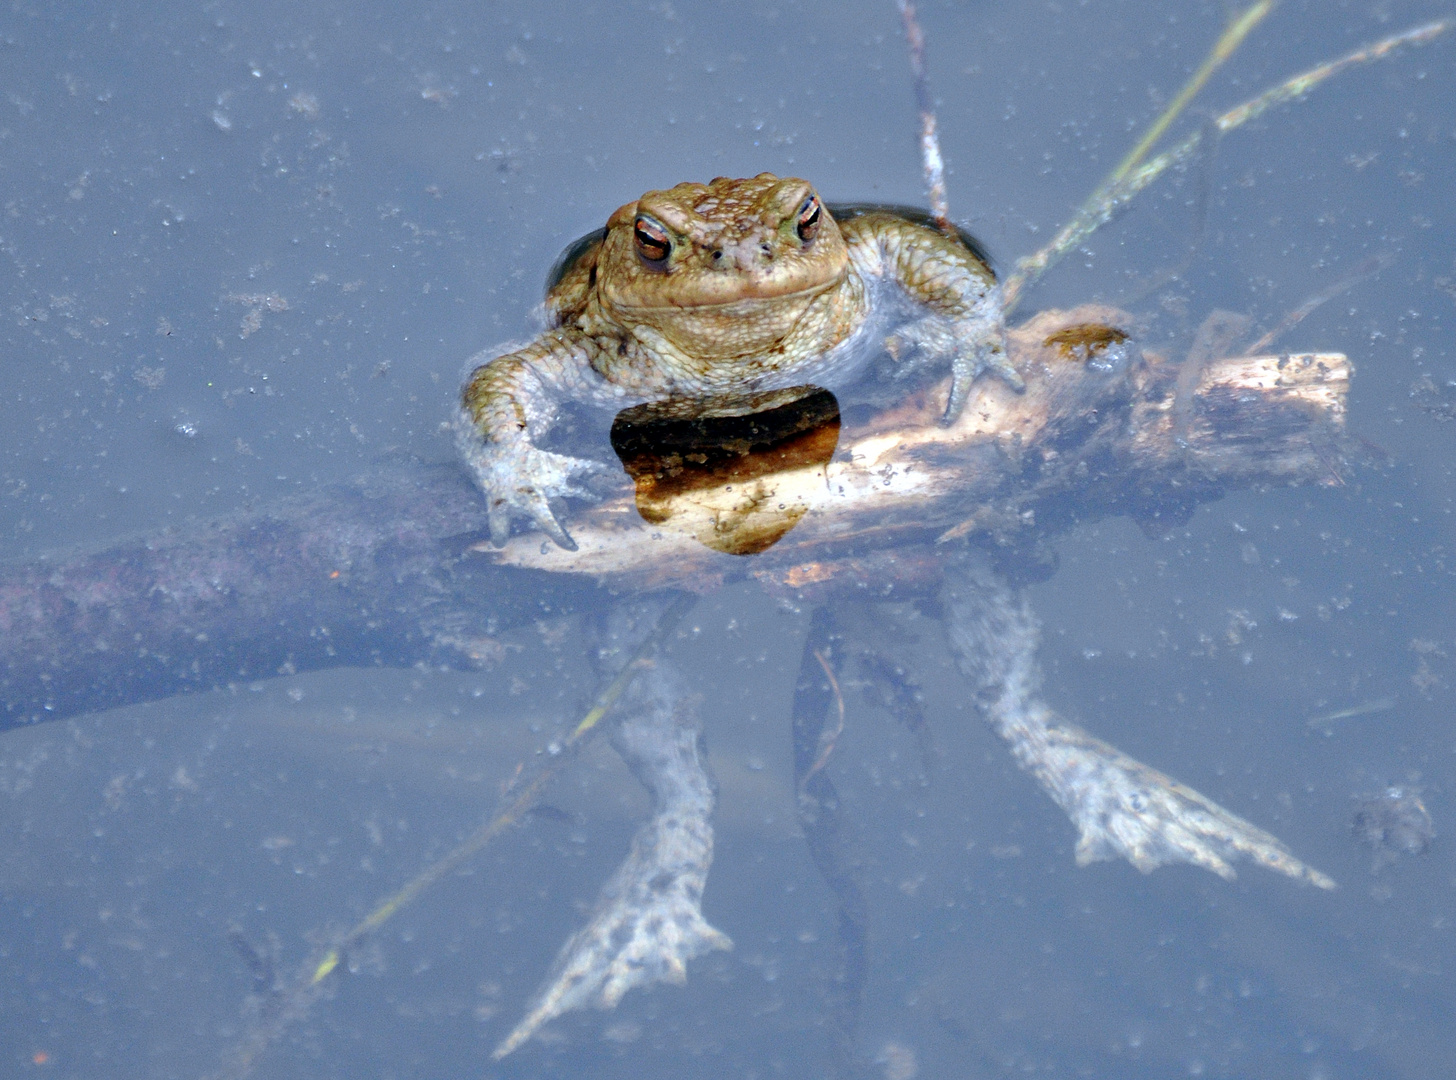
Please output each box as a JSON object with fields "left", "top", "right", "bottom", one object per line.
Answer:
{"left": 2, "top": 1, "right": 1454, "bottom": 1077}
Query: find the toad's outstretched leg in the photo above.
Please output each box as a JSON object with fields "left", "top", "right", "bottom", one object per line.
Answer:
{"left": 494, "top": 604, "right": 731, "bottom": 1059}
{"left": 943, "top": 554, "right": 1335, "bottom": 889}
{"left": 791, "top": 607, "right": 872, "bottom": 1080}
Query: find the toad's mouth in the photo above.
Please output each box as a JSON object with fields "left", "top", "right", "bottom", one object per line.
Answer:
{"left": 609, "top": 276, "right": 840, "bottom": 312}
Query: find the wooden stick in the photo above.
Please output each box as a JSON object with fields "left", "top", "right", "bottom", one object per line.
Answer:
{"left": 896, "top": 0, "right": 952, "bottom": 234}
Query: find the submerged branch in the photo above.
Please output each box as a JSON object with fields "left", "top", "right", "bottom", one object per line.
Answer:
{"left": 0, "top": 307, "right": 1349, "bottom": 731}
{"left": 0, "top": 12, "right": 1394, "bottom": 733}
{"left": 0, "top": 465, "right": 579, "bottom": 729}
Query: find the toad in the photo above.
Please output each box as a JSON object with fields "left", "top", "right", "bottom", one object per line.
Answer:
{"left": 458, "top": 173, "right": 1020, "bottom": 550}
{"left": 457, "top": 182, "right": 1338, "bottom": 1064}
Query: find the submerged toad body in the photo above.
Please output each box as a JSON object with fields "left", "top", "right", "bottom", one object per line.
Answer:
{"left": 459, "top": 173, "right": 1019, "bottom": 550}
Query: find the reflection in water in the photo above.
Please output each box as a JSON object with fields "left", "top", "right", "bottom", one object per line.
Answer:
{"left": 610, "top": 385, "right": 840, "bottom": 555}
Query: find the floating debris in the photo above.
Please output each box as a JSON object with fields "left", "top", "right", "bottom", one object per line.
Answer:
{"left": 1353, "top": 785, "right": 1434, "bottom": 871}
{"left": 1411, "top": 372, "right": 1456, "bottom": 422}
{"left": 1305, "top": 695, "right": 1397, "bottom": 731}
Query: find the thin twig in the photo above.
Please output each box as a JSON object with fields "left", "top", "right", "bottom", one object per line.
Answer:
{"left": 803, "top": 647, "right": 847, "bottom": 786}
{"left": 1243, "top": 251, "right": 1394, "bottom": 356}
{"left": 206, "top": 592, "right": 697, "bottom": 1080}
{"left": 1004, "top": 0, "right": 1272, "bottom": 310}
{"left": 897, "top": 0, "right": 951, "bottom": 235}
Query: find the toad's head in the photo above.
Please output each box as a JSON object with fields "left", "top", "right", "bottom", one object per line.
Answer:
{"left": 594, "top": 173, "right": 849, "bottom": 360}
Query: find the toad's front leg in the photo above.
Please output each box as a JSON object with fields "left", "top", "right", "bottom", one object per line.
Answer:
{"left": 842, "top": 212, "right": 1022, "bottom": 422}
{"left": 459, "top": 331, "right": 625, "bottom": 551}
{"left": 942, "top": 554, "right": 1335, "bottom": 889}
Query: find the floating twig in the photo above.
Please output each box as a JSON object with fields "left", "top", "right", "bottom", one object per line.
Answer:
{"left": 1244, "top": 251, "right": 1394, "bottom": 356}
{"left": 1108, "top": 1, "right": 1274, "bottom": 190}
{"left": 1005, "top": 0, "right": 1272, "bottom": 308}
{"left": 1305, "top": 695, "right": 1397, "bottom": 731}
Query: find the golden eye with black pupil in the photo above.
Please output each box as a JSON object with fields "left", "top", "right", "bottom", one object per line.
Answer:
{"left": 633, "top": 215, "right": 671, "bottom": 265}
{"left": 795, "top": 195, "right": 821, "bottom": 243}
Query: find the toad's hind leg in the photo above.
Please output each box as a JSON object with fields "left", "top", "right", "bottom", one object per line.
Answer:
{"left": 943, "top": 554, "right": 1335, "bottom": 890}
{"left": 494, "top": 618, "right": 731, "bottom": 1059}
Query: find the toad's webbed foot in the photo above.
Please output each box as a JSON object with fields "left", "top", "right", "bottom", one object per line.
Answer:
{"left": 1022, "top": 719, "right": 1335, "bottom": 887}
{"left": 456, "top": 420, "right": 605, "bottom": 551}
{"left": 884, "top": 314, "right": 1022, "bottom": 424}
{"left": 944, "top": 325, "right": 1023, "bottom": 424}
{"left": 494, "top": 664, "right": 731, "bottom": 1059}
{"left": 942, "top": 553, "right": 1334, "bottom": 890}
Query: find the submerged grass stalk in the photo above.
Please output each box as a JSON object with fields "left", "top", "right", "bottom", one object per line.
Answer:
{"left": 1002, "top": 16, "right": 1452, "bottom": 313}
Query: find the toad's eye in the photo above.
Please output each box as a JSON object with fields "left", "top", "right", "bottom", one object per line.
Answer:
{"left": 633, "top": 216, "right": 671, "bottom": 265}
{"left": 795, "top": 195, "right": 822, "bottom": 243}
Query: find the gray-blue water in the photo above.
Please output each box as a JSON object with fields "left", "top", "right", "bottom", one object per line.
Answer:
{"left": 2, "top": 1, "right": 1454, "bottom": 1076}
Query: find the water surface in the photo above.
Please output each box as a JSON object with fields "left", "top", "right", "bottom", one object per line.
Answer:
{"left": 2, "top": 1, "right": 1454, "bottom": 1077}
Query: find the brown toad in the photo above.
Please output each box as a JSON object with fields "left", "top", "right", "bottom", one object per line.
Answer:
{"left": 458, "top": 172, "right": 1019, "bottom": 550}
